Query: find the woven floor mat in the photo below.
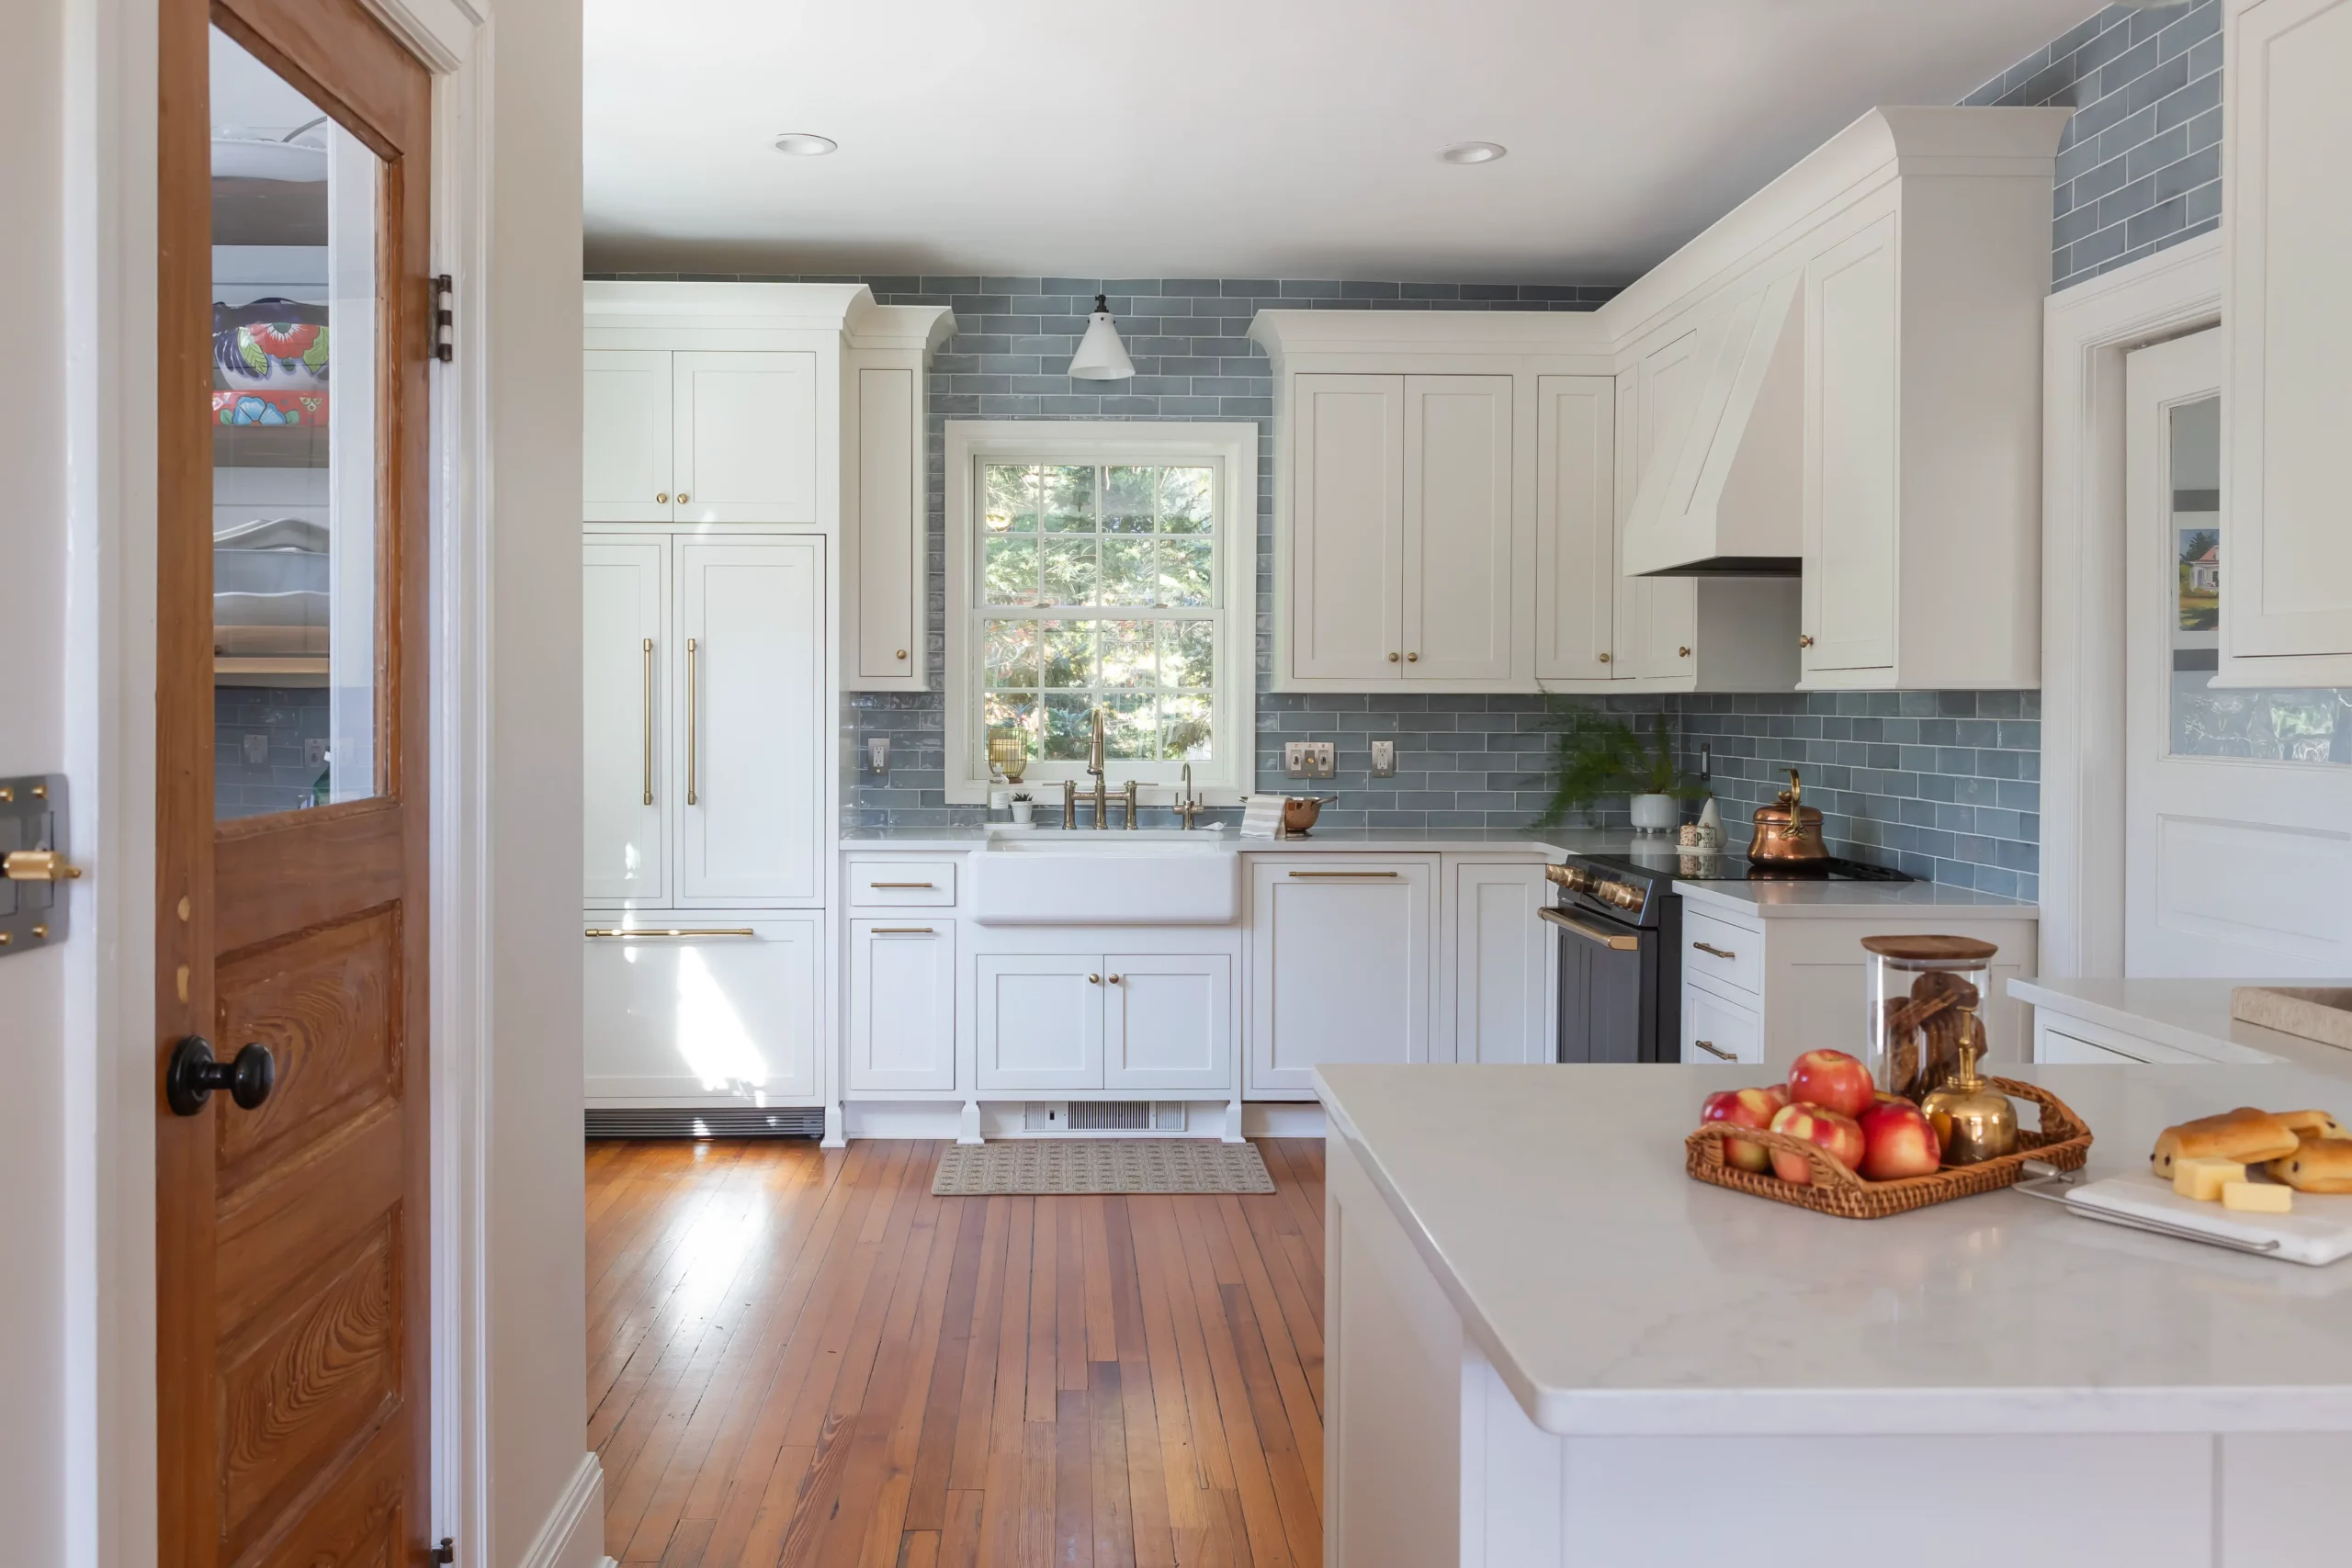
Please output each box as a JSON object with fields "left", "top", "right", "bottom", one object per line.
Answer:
{"left": 932, "top": 1139, "right": 1275, "bottom": 1195}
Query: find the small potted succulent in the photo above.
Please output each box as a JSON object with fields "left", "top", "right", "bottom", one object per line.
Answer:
{"left": 1008, "top": 791, "right": 1035, "bottom": 826}
{"left": 1535, "top": 704, "right": 1703, "bottom": 834}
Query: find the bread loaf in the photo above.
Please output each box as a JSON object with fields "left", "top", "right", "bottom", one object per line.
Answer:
{"left": 2266, "top": 1135, "right": 2352, "bottom": 1193}
{"left": 2149, "top": 1108, "right": 2302, "bottom": 1177}
{"left": 2278, "top": 1110, "right": 2350, "bottom": 1142}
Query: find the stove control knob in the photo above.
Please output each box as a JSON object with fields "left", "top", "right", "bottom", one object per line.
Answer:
{"left": 1544, "top": 863, "right": 1590, "bottom": 892}
{"left": 1594, "top": 879, "right": 1645, "bottom": 912}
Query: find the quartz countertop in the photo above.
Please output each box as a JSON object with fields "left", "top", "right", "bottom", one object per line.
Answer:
{"left": 838, "top": 825, "right": 1631, "bottom": 855}
{"left": 1315, "top": 1060, "right": 2352, "bottom": 1438}
{"left": 1675, "top": 878, "right": 2039, "bottom": 919}
{"left": 2012, "top": 976, "right": 2352, "bottom": 1079}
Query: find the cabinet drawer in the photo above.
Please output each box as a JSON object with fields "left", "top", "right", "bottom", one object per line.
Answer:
{"left": 849, "top": 859, "right": 958, "bottom": 907}
{"left": 1683, "top": 982, "right": 1762, "bottom": 1066}
{"left": 1683, "top": 908, "right": 1761, "bottom": 996}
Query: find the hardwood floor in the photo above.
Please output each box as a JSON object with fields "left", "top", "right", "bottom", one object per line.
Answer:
{"left": 586, "top": 1137, "right": 1328, "bottom": 1568}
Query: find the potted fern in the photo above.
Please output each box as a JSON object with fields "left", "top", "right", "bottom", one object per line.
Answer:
{"left": 1534, "top": 705, "right": 1702, "bottom": 834}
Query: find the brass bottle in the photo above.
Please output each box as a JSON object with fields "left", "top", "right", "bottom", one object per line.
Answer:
{"left": 1918, "top": 1011, "right": 2017, "bottom": 1166}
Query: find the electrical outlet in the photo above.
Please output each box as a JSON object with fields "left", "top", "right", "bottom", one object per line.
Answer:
{"left": 243, "top": 733, "right": 269, "bottom": 766}
{"left": 866, "top": 738, "right": 890, "bottom": 774}
{"left": 305, "top": 739, "right": 329, "bottom": 769}
{"left": 1283, "top": 740, "right": 1335, "bottom": 779}
{"left": 1370, "top": 739, "right": 1397, "bottom": 777}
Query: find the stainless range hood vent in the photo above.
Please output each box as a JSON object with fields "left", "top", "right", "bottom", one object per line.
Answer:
{"left": 1622, "top": 271, "right": 1804, "bottom": 578}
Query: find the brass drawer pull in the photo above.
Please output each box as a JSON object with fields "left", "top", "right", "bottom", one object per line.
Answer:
{"left": 867, "top": 881, "right": 936, "bottom": 889}
{"left": 585, "top": 927, "right": 757, "bottom": 939}
{"left": 1692, "top": 942, "right": 1738, "bottom": 960}
{"left": 1287, "top": 870, "right": 1400, "bottom": 879}
{"left": 871, "top": 926, "right": 936, "bottom": 935}
{"left": 1694, "top": 1038, "right": 1736, "bottom": 1061}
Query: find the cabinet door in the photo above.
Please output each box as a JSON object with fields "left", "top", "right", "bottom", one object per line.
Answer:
{"left": 583, "top": 351, "right": 674, "bottom": 523}
{"left": 675, "top": 538, "right": 824, "bottom": 903}
{"left": 1448, "top": 863, "right": 1555, "bottom": 1065}
{"left": 1803, "top": 214, "right": 1899, "bottom": 675}
{"left": 583, "top": 919, "right": 820, "bottom": 1103}
{"left": 582, "top": 537, "right": 667, "bottom": 904}
{"left": 1535, "top": 376, "right": 1617, "bottom": 681}
{"left": 975, "top": 954, "right": 1106, "bottom": 1091}
{"left": 1248, "top": 858, "right": 1435, "bottom": 1094}
{"left": 2225, "top": 0, "right": 2352, "bottom": 666}
{"left": 846, "top": 360, "right": 925, "bottom": 687}
{"left": 673, "top": 351, "right": 819, "bottom": 524}
{"left": 1622, "top": 334, "right": 1700, "bottom": 679}
{"left": 1403, "top": 375, "right": 1515, "bottom": 681}
{"left": 849, "top": 919, "right": 956, "bottom": 1092}
{"left": 1681, "top": 982, "right": 1762, "bottom": 1066}
{"left": 1291, "top": 374, "right": 1404, "bottom": 681}
{"left": 1105, "top": 953, "right": 1233, "bottom": 1092}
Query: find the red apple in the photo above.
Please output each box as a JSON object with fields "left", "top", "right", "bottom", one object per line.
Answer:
{"left": 1768, "top": 1102, "right": 1865, "bottom": 1184}
{"left": 1857, "top": 1099, "right": 1943, "bottom": 1179}
{"left": 1700, "top": 1085, "right": 1791, "bottom": 1173}
{"left": 1787, "top": 1048, "right": 1876, "bottom": 1119}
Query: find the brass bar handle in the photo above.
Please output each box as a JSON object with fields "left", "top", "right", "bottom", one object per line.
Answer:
{"left": 685, "top": 637, "right": 699, "bottom": 807}
{"left": 1693, "top": 1038, "right": 1736, "bottom": 1061}
{"left": 585, "top": 927, "right": 758, "bottom": 939}
{"left": 1537, "top": 907, "right": 1639, "bottom": 951}
{"left": 870, "top": 926, "right": 937, "bottom": 935}
{"left": 1692, "top": 942, "right": 1738, "bottom": 960}
{"left": 1286, "top": 870, "right": 1400, "bottom": 879}
{"left": 641, "top": 637, "right": 655, "bottom": 806}
{"left": 866, "top": 881, "right": 936, "bottom": 889}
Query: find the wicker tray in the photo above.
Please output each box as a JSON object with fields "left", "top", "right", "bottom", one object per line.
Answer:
{"left": 1684, "top": 1077, "right": 2093, "bottom": 1220}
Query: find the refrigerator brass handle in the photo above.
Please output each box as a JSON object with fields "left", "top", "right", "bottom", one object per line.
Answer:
{"left": 1537, "top": 907, "right": 1639, "bottom": 952}
{"left": 585, "top": 927, "right": 758, "bottom": 939}
{"left": 685, "top": 637, "right": 699, "bottom": 806}
{"left": 869, "top": 926, "right": 937, "bottom": 935}
{"left": 1286, "top": 870, "right": 1400, "bottom": 879}
{"left": 641, "top": 637, "right": 655, "bottom": 806}
{"left": 1692, "top": 942, "right": 1738, "bottom": 960}
{"left": 1694, "top": 1038, "right": 1736, "bottom": 1061}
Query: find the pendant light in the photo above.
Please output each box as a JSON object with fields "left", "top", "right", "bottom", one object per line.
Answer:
{"left": 1068, "top": 293, "right": 1136, "bottom": 380}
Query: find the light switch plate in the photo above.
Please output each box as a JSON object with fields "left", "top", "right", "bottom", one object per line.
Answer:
{"left": 305, "top": 739, "right": 330, "bottom": 769}
{"left": 1370, "top": 740, "right": 1396, "bottom": 777}
{"left": 243, "top": 733, "right": 269, "bottom": 766}
{"left": 1283, "top": 741, "right": 1335, "bottom": 779}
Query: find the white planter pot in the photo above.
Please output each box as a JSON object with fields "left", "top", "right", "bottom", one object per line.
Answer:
{"left": 1010, "top": 802, "right": 1035, "bottom": 825}
{"left": 1629, "top": 794, "right": 1678, "bottom": 835}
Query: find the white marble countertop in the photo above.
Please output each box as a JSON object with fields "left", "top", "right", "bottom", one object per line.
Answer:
{"left": 2012, "top": 976, "right": 2352, "bottom": 1078}
{"left": 838, "top": 825, "right": 1628, "bottom": 855}
{"left": 1315, "top": 1060, "right": 2352, "bottom": 1438}
{"left": 1676, "top": 877, "right": 2038, "bottom": 919}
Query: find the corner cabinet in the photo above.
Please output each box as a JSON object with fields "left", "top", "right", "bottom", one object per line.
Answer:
{"left": 2221, "top": 0, "right": 2352, "bottom": 685}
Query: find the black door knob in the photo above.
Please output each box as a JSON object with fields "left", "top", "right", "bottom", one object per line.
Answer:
{"left": 165, "top": 1035, "right": 276, "bottom": 1116}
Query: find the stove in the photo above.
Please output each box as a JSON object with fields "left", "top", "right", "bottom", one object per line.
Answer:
{"left": 1581, "top": 846, "right": 1916, "bottom": 886}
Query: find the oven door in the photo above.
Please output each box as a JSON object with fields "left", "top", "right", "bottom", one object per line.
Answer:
{"left": 1544, "top": 906, "right": 1652, "bottom": 1063}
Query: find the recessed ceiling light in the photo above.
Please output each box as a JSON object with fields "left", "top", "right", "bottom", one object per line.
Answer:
{"left": 1438, "top": 141, "right": 1507, "bottom": 165}
{"left": 773, "top": 132, "right": 838, "bottom": 157}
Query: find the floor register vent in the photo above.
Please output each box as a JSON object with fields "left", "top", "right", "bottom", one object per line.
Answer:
{"left": 585, "top": 1107, "right": 825, "bottom": 1140}
{"left": 1024, "top": 1101, "right": 1187, "bottom": 1134}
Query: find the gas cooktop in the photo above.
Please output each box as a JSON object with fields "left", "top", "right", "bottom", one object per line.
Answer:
{"left": 1583, "top": 847, "right": 1915, "bottom": 884}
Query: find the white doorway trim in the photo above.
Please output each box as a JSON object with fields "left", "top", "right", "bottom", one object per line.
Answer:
{"left": 2039, "top": 231, "right": 2221, "bottom": 978}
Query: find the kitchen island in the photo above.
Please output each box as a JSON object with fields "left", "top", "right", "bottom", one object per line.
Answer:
{"left": 1316, "top": 1062, "right": 2352, "bottom": 1567}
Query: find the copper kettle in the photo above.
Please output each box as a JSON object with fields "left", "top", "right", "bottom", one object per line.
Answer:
{"left": 1748, "top": 769, "right": 1829, "bottom": 864}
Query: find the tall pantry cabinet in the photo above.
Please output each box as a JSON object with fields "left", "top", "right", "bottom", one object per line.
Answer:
{"left": 580, "top": 284, "right": 954, "bottom": 1133}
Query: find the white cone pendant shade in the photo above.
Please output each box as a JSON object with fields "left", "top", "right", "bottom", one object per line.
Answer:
{"left": 1068, "top": 293, "right": 1136, "bottom": 380}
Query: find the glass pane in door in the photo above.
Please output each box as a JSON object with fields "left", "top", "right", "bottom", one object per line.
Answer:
{"left": 209, "top": 26, "right": 383, "bottom": 818}
{"left": 2165, "top": 396, "right": 2351, "bottom": 763}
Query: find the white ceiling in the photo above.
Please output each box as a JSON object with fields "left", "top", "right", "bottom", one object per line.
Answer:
{"left": 584, "top": 0, "right": 2096, "bottom": 284}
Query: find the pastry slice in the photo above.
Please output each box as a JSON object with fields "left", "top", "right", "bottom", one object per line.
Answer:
{"left": 2149, "top": 1108, "right": 2302, "bottom": 1178}
{"left": 2266, "top": 1135, "right": 2352, "bottom": 1194}
{"left": 2277, "top": 1109, "right": 2350, "bottom": 1142}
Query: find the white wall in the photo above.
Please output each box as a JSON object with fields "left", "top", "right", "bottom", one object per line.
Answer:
{"left": 0, "top": 0, "right": 68, "bottom": 1563}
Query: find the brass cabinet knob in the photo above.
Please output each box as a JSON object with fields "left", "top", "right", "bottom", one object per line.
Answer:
{"left": 1088, "top": 974, "right": 1102, "bottom": 984}
{"left": 895, "top": 649, "right": 908, "bottom": 660}
{"left": 677, "top": 492, "right": 690, "bottom": 503}
{"left": 655, "top": 492, "right": 669, "bottom": 503}
{"left": 1406, "top": 651, "right": 1419, "bottom": 662}
{"left": 1799, "top": 634, "right": 1815, "bottom": 649}
{"left": 1679, "top": 646, "right": 1691, "bottom": 658}
{"left": 1597, "top": 651, "right": 1611, "bottom": 664}
{"left": 1387, "top": 652, "right": 1400, "bottom": 662}
{"left": 1107, "top": 974, "right": 1123, "bottom": 984}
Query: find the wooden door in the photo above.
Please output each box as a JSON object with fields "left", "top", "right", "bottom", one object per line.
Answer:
{"left": 1401, "top": 374, "right": 1514, "bottom": 682}
{"left": 673, "top": 538, "right": 824, "bottom": 904}
{"left": 974, "top": 953, "right": 1106, "bottom": 1090}
{"left": 582, "top": 537, "right": 667, "bottom": 905}
{"left": 673, "top": 351, "right": 819, "bottom": 524}
{"left": 582, "top": 350, "right": 674, "bottom": 522}
{"left": 846, "top": 919, "right": 958, "bottom": 1092}
{"left": 1533, "top": 376, "right": 1617, "bottom": 681}
{"left": 845, "top": 357, "right": 925, "bottom": 688}
{"left": 1246, "top": 858, "right": 1433, "bottom": 1094}
{"left": 1802, "top": 213, "right": 1900, "bottom": 676}
{"left": 1290, "top": 374, "right": 1404, "bottom": 682}
{"left": 1103, "top": 952, "right": 1232, "bottom": 1091}
{"left": 157, "top": 2, "right": 435, "bottom": 1566}
{"left": 582, "top": 919, "right": 821, "bottom": 1103}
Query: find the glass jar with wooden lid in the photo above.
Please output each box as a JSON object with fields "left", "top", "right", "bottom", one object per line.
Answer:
{"left": 1861, "top": 934, "right": 1998, "bottom": 1102}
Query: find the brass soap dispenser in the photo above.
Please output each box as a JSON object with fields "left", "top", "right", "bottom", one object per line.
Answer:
{"left": 1918, "top": 1011, "right": 2017, "bottom": 1166}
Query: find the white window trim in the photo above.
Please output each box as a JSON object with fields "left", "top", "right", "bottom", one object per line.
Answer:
{"left": 944, "top": 420, "right": 1259, "bottom": 807}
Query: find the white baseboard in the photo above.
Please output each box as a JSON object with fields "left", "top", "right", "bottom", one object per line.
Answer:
{"left": 839, "top": 1098, "right": 1327, "bottom": 1142}
{"left": 1243, "top": 1101, "right": 1326, "bottom": 1138}
{"left": 518, "top": 1451, "right": 606, "bottom": 1568}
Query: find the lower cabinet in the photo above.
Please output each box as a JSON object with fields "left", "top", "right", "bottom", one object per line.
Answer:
{"left": 1447, "top": 861, "right": 1556, "bottom": 1065}
{"left": 583, "top": 916, "right": 820, "bottom": 1103}
{"left": 1248, "top": 855, "right": 1437, "bottom": 1096}
{"left": 1682, "top": 980, "right": 1763, "bottom": 1066}
{"left": 976, "top": 950, "right": 1235, "bottom": 1093}
{"left": 848, "top": 919, "right": 956, "bottom": 1091}
{"left": 976, "top": 954, "right": 1104, "bottom": 1091}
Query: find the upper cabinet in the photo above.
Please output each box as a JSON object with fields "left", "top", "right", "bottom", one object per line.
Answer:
{"left": 842, "top": 306, "right": 956, "bottom": 692}
{"left": 2222, "top": 0, "right": 2352, "bottom": 685}
{"left": 582, "top": 349, "right": 816, "bottom": 523}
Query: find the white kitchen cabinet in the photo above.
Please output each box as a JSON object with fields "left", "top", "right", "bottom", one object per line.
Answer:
{"left": 1620, "top": 327, "right": 1704, "bottom": 682}
{"left": 582, "top": 351, "right": 673, "bottom": 523}
{"left": 582, "top": 918, "right": 820, "bottom": 1104}
{"left": 1106, "top": 953, "right": 1234, "bottom": 1092}
{"left": 1681, "top": 982, "right": 1763, "bottom": 1066}
{"left": 975, "top": 953, "right": 1107, "bottom": 1092}
{"left": 1802, "top": 215, "right": 1900, "bottom": 675}
{"left": 1447, "top": 862, "right": 1556, "bottom": 1065}
{"left": 843, "top": 360, "right": 924, "bottom": 688}
{"left": 672, "top": 351, "right": 819, "bottom": 524}
{"left": 1248, "top": 856, "right": 1436, "bottom": 1096}
{"left": 675, "top": 538, "right": 824, "bottom": 904}
{"left": 1289, "top": 374, "right": 1404, "bottom": 682}
{"left": 2035, "top": 1028, "right": 2151, "bottom": 1066}
{"left": 1534, "top": 376, "right": 1618, "bottom": 681}
{"left": 848, "top": 919, "right": 956, "bottom": 1092}
{"left": 582, "top": 537, "right": 666, "bottom": 904}
{"left": 2221, "top": 0, "right": 2352, "bottom": 682}
{"left": 1404, "top": 375, "right": 1516, "bottom": 681}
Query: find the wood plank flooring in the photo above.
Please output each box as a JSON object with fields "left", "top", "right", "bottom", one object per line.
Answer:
{"left": 586, "top": 1137, "right": 1328, "bottom": 1568}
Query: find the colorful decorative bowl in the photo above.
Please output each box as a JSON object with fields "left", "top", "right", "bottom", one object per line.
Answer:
{"left": 213, "top": 298, "right": 330, "bottom": 391}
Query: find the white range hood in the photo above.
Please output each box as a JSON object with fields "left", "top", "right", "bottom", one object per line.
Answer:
{"left": 1621, "top": 271, "right": 1804, "bottom": 578}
